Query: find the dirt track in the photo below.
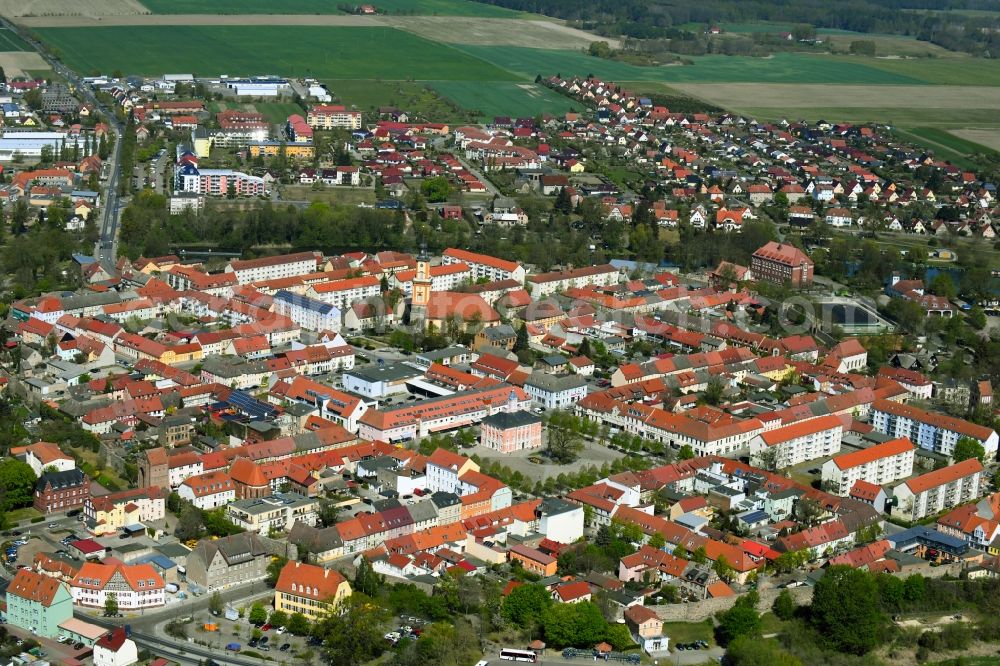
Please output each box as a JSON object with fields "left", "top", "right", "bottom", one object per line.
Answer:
{"left": 15, "top": 13, "right": 380, "bottom": 27}
{"left": 0, "top": 0, "right": 148, "bottom": 18}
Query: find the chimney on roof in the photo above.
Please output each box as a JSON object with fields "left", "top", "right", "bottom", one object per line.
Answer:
{"left": 324, "top": 569, "right": 329, "bottom": 578}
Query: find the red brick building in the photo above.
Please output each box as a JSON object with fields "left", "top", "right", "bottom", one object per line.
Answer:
{"left": 34, "top": 469, "right": 89, "bottom": 514}
{"left": 750, "top": 241, "right": 814, "bottom": 287}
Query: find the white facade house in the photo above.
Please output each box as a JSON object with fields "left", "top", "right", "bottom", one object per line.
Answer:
{"left": 892, "top": 458, "right": 984, "bottom": 521}
{"left": 225, "top": 252, "right": 318, "bottom": 284}
{"left": 178, "top": 470, "right": 237, "bottom": 510}
{"left": 821, "top": 437, "right": 915, "bottom": 495}
{"left": 306, "top": 276, "right": 381, "bottom": 311}
{"left": 93, "top": 628, "right": 139, "bottom": 666}
{"left": 537, "top": 498, "right": 585, "bottom": 544}
{"left": 527, "top": 264, "right": 620, "bottom": 298}
{"left": 442, "top": 248, "right": 527, "bottom": 283}
{"left": 272, "top": 290, "right": 342, "bottom": 332}
{"left": 70, "top": 562, "right": 165, "bottom": 610}
{"left": 524, "top": 373, "right": 588, "bottom": 409}
{"left": 748, "top": 415, "right": 843, "bottom": 469}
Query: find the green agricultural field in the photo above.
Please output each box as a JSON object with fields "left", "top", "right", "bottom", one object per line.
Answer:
{"left": 0, "top": 28, "right": 32, "bottom": 51}
{"left": 139, "top": 0, "right": 519, "bottom": 16}
{"left": 255, "top": 101, "right": 304, "bottom": 124}
{"left": 430, "top": 81, "right": 578, "bottom": 119}
{"left": 36, "top": 25, "right": 520, "bottom": 81}
{"left": 905, "top": 127, "right": 997, "bottom": 155}
{"left": 837, "top": 55, "right": 1000, "bottom": 85}
{"left": 326, "top": 79, "right": 476, "bottom": 122}
{"left": 738, "top": 106, "right": 1000, "bottom": 128}
{"left": 452, "top": 47, "right": 925, "bottom": 84}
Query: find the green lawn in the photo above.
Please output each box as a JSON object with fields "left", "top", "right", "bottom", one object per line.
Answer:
{"left": 281, "top": 184, "right": 376, "bottom": 205}
{"left": 325, "top": 79, "right": 479, "bottom": 122}
{"left": 255, "top": 102, "right": 304, "bottom": 124}
{"left": 37, "top": 26, "right": 520, "bottom": 81}
{"left": 0, "top": 28, "right": 32, "bottom": 51}
{"left": 430, "top": 81, "right": 578, "bottom": 118}
{"left": 660, "top": 619, "right": 716, "bottom": 647}
{"left": 928, "top": 659, "right": 1000, "bottom": 666}
{"left": 139, "top": 0, "right": 520, "bottom": 16}
{"left": 7, "top": 507, "right": 42, "bottom": 524}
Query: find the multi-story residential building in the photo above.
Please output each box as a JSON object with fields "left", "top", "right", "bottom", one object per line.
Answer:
{"left": 577, "top": 394, "right": 764, "bottom": 458}
{"left": 524, "top": 373, "right": 589, "bottom": 409}
{"left": 425, "top": 448, "right": 479, "bottom": 495}
{"left": 748, "top": 415, "right": 843, "bottom": 469}
{"left": 83, "top": 487, "right": 165, "bottom": 536}
{"left": 273, "top": 561, "right": 352, "bottom": 620}
{"left": 186, "top": 532, "right": 273, "bottom": 591}
{"left": 70, "top": 562, "right": 165, "bottom": 610}
{"left": 750, "top": 241, "right": 814, "bottom": 287}
{"left": 527, "top": 264, "right": 620, "bottom": 298}
{"left": 175, "top": 166, "right": 266, "bottom": 197}
{"left": 357, "top": 386, "right": 531, "bottom": 442}
{"left": 442, "top": 248, "right": 526, "bottom": 283}
{"left": 34, "top": 469, "right": 89, "bottom": 514}
{"left": 893, "top": 458, "right": 984, "bottom": 521}
{"left": 272, "top": 290, "right": 342, "bottom": 332}
{"left": 871, "top": 398, "right": 999, "bottom": 457}
{"left": 480, "top": 410, "right": 543, "bottom": 453}
{"left": 305, "top": 276, "right": 381, "bottom": 311}
{"left": 821, "top": 437, "right": 916, "bottom": 495}
{"left": 6, "top": 569, "right": 73, "bottom": 638}
{"left": 625, "top": 605, "right": 669, "bottom": 654}
{"left": 270, "top": 375, "right": 368, "bottom": 431}
{"left": 391, "top": 262, "right": 472, "bottom": 295}
{"left": 177, "top": 470, "right": 236, "bottom": 509}
{"left": 224, "top": 252, "right": 320, "bottom": 284}
{"left": 225, "top": 492, "right": 319, "bottom": 535}
{"left": 306, "top": 105, "right": 362, "bottom": 130}
{"left": 508, "top": 544, "right": 557, "bottom": 576}
{"left": 342, "top": 363, "right": 422, "bottom": 399}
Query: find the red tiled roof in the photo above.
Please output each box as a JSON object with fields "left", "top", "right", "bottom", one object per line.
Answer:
{"left": 831, "top": 437, "right": 914, "bottom": 470}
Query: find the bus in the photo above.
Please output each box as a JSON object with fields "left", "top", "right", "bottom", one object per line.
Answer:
{"left": 499, "top": 648, "right": 537, "bottom": 662}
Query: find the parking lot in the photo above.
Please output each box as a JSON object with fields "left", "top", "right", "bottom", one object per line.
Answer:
{"left": 168, "top": 606, "right": 321, "bottom": 660}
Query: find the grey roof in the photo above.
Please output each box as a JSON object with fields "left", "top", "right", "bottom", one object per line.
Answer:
{"left": 288, "top": 523, "right": 343, "bottom": 553}
{"left": 196, "top": 532, "right": 269, "bottom": 566}
{"left": 417, "top": 346, "right": 471, "bottom": 362}
{"left": 481, "top": 410, "right": 542, "bottom": 430}
{"left": 431, "top": 491, "right": 461, "bottom": 509}
{"left": 481, "top": 325, "right": 516, "bottom": 341}
{"left": 406, "top": 499, "right": 439, "bottom": 524}
{"left": 345, "top": 362, "right": 423, "bottom": 384}
{"left": 37, "top": 468, "right": 86, "bottom": 491}
{"left": 538, "top": 497, "right": 578, "bottom": 517}
{"left": 525, "top": 372, "right": 587, "bottom": 392}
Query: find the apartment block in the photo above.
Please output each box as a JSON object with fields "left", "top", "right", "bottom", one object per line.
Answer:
{"left": 822, "top": 437, "right": 915, "bottom": 495}
{"left": 748, "top": 414, "right": 843, "bottom": 469}
{"left": 893, "top": 458, "right": 984, "bottom": 521}
{"left": 871, "top": 398, "right": 999, "bottom": 457}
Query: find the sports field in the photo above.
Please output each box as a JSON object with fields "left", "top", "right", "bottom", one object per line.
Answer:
{"left": 35, "top": 25, "right": 519, "bottom": 81}
{"left": 430, "top": 81, "right": 578, "bottom": 118}
{"left": 138, "top": 0, "right": 519, "bottom": 16}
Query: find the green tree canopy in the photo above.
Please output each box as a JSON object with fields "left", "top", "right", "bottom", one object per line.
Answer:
{"left": 501, "top": 583, "right": 552, "bottom": 627}
{"left": 0, "top": 459, "right": 37, "bottom": 512}
{"left": 715, "top": 604, "right": 761, "bottom": 646}
{"left": 315, "top": 593, "right": 390, "bottom": 666}
{"left": 810, "top": 565, "right": 886, "bottom": 654}
{"left": 953, "top": 437, "right": 985, "bottom": 463}
{"left": 542, "top": 601, "right": 607, "bottom": 648}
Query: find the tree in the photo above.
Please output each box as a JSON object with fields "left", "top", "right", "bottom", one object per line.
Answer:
{"left": 648, "top": 532, "right": 666, "bottom": 550}
{"left": 703, "top": 377, "right": 726, "bottom": 406}
{"left": 772, "top": 589, "right": 796, "bottom": 621}
{"left": 542, "top": 601, "right": 607, "bottom": 648}
{"left": 725, "top": 636, "right": 803, "bottom": 666}
{"left": 810, "top": 566, "right": 885, "bottom": 655}
{"left": 929, "top": 272, "right": 957, "bottom": 299}
{"left": 849, "top": 39, "right": 877, "bottom": 56}
{"left": 546, "top": 411, "right": 585, "bottom": 464}
{"left": 269, "top": 610, "right": 288, "bottom": 628}
{"left": 953, "top": 437, "right": 985, "bottom": 463}
{"left": 354, "top": 557, "right": 383, "bottom": 597}
{"left": 0, "top": 459, "right": 37, "bottom": 512}
{"left": 678, "top": 444, "right": 695, "bottom": 460}
{"left": 287, "top": 612, "right": 310, "bottom": 636}
{"left": 314, "top": 594, "right": 390, "bottom": 666}
{"left": 420, "top": 177, "right": 450, "bottom": 203}
{"left": 501, "top": 583, "right": 551, "bottom": 628}
{"left": 104, "top": 593, "right": 119, "bottom": 617}
{"left": 514, "top": 322, "right": 528, "bottom": 352}
{"left": 267, "top": 555, "right": 289, "bottom": 587}
{"left": 713, "top": 555, "right": 736, "bottom": 583}
{"left": 248, "top": 603, "right": 268, "bottom": 626}
{"left": 588, "top": 41, "right": 612, "bottom": 58}
{"left": 209, "top": 591, "right": 224, "bottom": 616}
{"left": 716, "top": 604, "right": 761, "bottom": 646}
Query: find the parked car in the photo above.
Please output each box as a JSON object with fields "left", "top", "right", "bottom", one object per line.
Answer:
{"left": 279, "top": 644, "right": 291, "bottom": 652}
{"left": 225, "top": 643, "right": 241, "bottom": 652}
